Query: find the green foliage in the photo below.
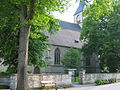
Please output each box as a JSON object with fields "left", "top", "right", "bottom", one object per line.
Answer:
{"left": 72, "top": 77, "right": 80, "bottom": 82}
{"left": 101, "top": 66, "right": 109, "bottom": 73}
{"left": 0, "top": 85, "right": 9, "bottom": 89}
{"left": 81, "top": 0, "right": 120, "bottom": 72}
{"left": 95, "top": 78, "right": 116, "bottom": 85}
{"left": 0, "top": 71, "right": 12, "bottom": 76}
{"left": 29, "top": 36, "right": 48, "bottom": 67}
{"left": 61, "top": 48, "right": 81, "bottom": 70}
{"left": 0, "top": 0, "right": 69, "bottom": 74}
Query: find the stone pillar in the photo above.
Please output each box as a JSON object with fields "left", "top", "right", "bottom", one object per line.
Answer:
{"left": 92, "top": 53, "right": 100, "bottom": 73}
{"left": 65, "top": 69, "right": 76, "bottom": 77}
{"left": 80, "top": 52, "right": 86, "bottom": 70}
{"left": 79, "top": 70, "right": 85, "bottom": 84}
{"left": 10, "top": 74, "right": 17, "bottom": 90}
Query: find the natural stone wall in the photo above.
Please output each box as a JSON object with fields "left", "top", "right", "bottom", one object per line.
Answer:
{"left": 43, "top": 45, "right": 69, "bottom": 66}
{"left": 79, "top": 71, "right": 120, "bottom": 84}
{"left": 41, "top": 65, "right": 65, "bottom": 73}
{"left": 41, "top": 45, "right": 69, "bottom": 73}
{"left": 10, "top": 74, "right": 72, "bottom": 90}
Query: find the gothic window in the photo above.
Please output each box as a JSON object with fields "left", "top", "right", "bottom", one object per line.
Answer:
{"left": 34, "top": 66, "right": 40, "bottom": 74}
{"left": 54, "top": 48, "right": 60, "bottom": 65}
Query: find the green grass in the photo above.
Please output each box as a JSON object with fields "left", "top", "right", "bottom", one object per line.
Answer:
{"left": 72, "top": 77, "right": 79, "bottom": 82}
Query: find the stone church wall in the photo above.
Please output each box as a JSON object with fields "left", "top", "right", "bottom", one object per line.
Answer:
{"left": 0, "top": 45, "right": 71, "bottom": 74}
{"left": 41, "top": 45, "right": 70, "bottom": 73}
{"left": 43, "top": 45, "right": 69, "bottom": 65}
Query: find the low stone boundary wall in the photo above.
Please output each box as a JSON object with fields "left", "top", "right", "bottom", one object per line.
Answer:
{"left": 10, "top": 74, "right": 72, "bottom": 90}
{"left": 79, "top": 70, "right": 120, "bottom": 84}
{"left": 84, "top": 73, "right": 120, "bottom": 84}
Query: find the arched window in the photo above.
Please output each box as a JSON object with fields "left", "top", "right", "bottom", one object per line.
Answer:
{"left": 76, "top": 15, "right": 81, "bottom": 24}
{"left": 34, "top": 66, "right": 40, "bottom": 74}
{"left": 54, "top": 48, "right": 60, "bottom": 65}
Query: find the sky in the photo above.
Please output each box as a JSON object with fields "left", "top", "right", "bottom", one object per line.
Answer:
{"left": 53, "top": 0, "right": 79, "bottom": 23}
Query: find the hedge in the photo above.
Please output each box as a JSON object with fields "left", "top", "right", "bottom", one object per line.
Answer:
{"left": 95, "top": 78, "right": 116, "bottom": 85}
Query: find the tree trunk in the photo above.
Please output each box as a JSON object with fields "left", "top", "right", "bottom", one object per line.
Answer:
{"left": 16, "top": 4, "right": 30, "bottom": 90}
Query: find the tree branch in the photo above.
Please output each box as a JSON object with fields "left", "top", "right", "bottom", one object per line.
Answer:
{"left": 27, "top": 0, "right": 36, "bottom": 20}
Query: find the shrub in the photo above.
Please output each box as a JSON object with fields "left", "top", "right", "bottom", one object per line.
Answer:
{"left": 61, "top": 48, "right": 81, "bottom": 70}
{"left": 72, "top": 77, "right": 79, "bottom": 82}
{"left": 95, "top": 78, "right": 116, "bottom": 85}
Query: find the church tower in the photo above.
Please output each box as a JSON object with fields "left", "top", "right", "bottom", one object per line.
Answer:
{"left": 74, "top": 0, "right": 85, "bottom": 27}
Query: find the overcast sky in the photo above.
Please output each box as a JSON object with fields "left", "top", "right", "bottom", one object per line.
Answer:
{"left": 53, "top": 0, "right": 79, "bottom": 23}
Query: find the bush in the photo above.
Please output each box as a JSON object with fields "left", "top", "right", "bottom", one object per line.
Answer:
{"left": 61, "top": 48, "right": 81, "bottom": 70}
{"left": 95, "top": 78, "right": 116, "bottom": 85}
{"left": 72, "top": 77, "right": 79, "bottom": 82}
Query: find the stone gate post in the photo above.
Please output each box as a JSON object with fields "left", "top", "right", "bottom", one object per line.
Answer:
{"left": 10, "top": 74, "right": 17, "bottom": 90}
{"left": 79, "top": 70, "right": 85, "bottom": 84}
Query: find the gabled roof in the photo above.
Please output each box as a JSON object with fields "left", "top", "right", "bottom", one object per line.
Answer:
{"left": 59, "top": 21, "right": 80, "bottom": 32}
{"left": 45, "top": 21, "right": 83, "bottom": 48}
{"left": 74, "top": 0, "right": 85, "bottom": 16}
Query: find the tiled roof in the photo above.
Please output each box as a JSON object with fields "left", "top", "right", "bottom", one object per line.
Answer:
{"left": 59, "top": 21, "right": 80, "bottom": 32}
{"left": 45, "top": 21, "right": 83, "bottom": 48}
{"left": 74, "top": 0, "right": 85, "bottom": 15}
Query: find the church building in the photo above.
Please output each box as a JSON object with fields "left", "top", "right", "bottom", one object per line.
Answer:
{"left": 0, "top": 0, "right": 100, "bottom": 73}
{"left": 38, "top": 0, "right": 100, "bottom": 73}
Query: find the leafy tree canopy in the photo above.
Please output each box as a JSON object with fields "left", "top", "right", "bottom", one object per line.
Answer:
{"left": 0, "top": 0, "right": 70, "bottom": 89}
{"left": 81, "top": 0, "right": 120, "bottom": 72}
{"left": 0, "top": 0, "right": 69, "bottom": 73}
{"left": 61, "top": 48, "right": 81, "bottom": 70}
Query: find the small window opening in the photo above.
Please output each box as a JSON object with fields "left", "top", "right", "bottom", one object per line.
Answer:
{"left": 74, "top": 40, "right": 79, "bottom": 43}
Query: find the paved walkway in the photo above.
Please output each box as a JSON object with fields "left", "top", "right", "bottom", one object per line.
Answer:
{"left": 60, "top": 82, "right": 120, "bottom": 90}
